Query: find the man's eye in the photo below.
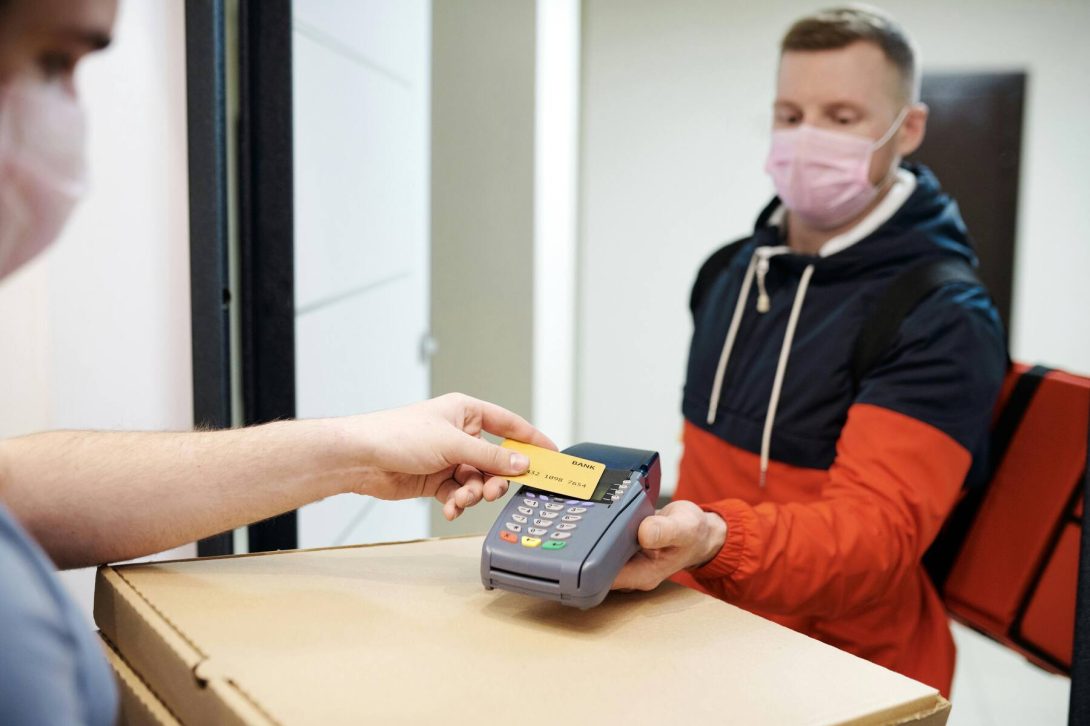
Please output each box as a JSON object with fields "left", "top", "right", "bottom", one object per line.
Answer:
{"left": 37, "top": 52, "right": 75, "bottom": 80}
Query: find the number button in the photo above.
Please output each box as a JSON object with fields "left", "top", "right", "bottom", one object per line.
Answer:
{"left": 555, "top": 523, "right": 577, "bottom": 531}
{"left": 517, "top": 506, "right": 533, "bottom": 516}
{"left": 511, "top": 514, "right": 528, "bottom": 524}
{"left": 567, "top": 507, "right": 587, "bottom": 514}
{"left": 533, "top": 519, "right": 553, "bottom": 527}
{"left": 561, "top": 515, "right": 582, "bottom": 522}
{"left": 550, "top": 531, "right": 572, "bottom": 540}
{"left": 527, "top": 527, "right": 548, "bottom": 536}
{"left": 540, "top": 511, "right": 559, "bottom": 519}
{"left": 522, "top": 499, "right": 539, "bottom": 508}
{"left": 544, "top": 503, "right": 564, "bottom": 511}
{"left": 505, "top": 523, "right": 522, "bottom": 533}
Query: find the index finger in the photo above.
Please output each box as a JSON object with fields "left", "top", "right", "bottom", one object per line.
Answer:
{"left": 472, "top": 398, "right": 558, "bottom": 451}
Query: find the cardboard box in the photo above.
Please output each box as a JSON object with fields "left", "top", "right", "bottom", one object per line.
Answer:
{"left": 95, "top": 536, "right": 950, "bottom": 725}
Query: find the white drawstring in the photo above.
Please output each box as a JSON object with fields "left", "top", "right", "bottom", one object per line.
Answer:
{"left": 756, "top": 255, "right": 771, "bottom": 313}
{"left": 759, "top": 263, "right": 815, "bottom": 487}
{"left": 706, "top": 253, "right": 757, "bottom": 425}
{"left": 707, "top": 246, "right": 791, "bottom": 426}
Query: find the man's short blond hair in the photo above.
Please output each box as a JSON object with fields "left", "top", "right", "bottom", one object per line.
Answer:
{"left": 781, "top": 5, "right": 920, "bottom": 103}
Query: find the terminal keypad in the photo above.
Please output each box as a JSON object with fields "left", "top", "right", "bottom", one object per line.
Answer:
{"left": 500, "top": 490, "right": 590, "bottom": 551}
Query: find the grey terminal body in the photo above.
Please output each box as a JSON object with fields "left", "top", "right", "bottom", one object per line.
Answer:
{"left": 481, "top": 443, "right": 661, "bottom": 609}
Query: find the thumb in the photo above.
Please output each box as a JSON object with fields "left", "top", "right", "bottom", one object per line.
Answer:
{"left": 637, "top": 515, "right": 679, "bottom": 551}
{"left": 450, "top": 433, "right": 531, "bottom": 477}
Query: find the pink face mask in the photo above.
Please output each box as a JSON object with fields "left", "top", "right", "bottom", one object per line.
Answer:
{"left": 0, "top": 75, "right": 88, "bottom": 279}
{"left": 764, "top": 107, "right": 908, "bottom": 231}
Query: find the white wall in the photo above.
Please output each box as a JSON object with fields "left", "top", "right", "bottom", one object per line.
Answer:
{"left": 292, "top": 0, "right": 433, "bottom": 548}
{"left": 576, "top": 1, "right": 1087, "bottom": 723}
{"left": 428, "top": 0, "right": 538, "bottom": 536}
{"left": 533, "top": 0, "right": 581, "bottom": 450}
{"left": 0, "top": 1, "right": 194, "bottom": 619}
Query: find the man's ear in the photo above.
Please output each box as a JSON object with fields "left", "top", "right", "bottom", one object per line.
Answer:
{"left": 897, "top": 102, "right": 929, "bottom": 157}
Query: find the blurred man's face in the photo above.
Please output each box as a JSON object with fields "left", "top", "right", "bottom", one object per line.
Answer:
{"left": 0, "top": 0, "right": 116, "bottom": 279}
{"left": 0, "top": 0, "right": 117, "bottom": 94}
{"left": 773, "top": 41, "right": 922, "bottom": 187}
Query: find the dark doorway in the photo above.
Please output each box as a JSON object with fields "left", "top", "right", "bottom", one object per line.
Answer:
{"left": 910, "top": 72, "right": 1026, "bottom": 329}
{"left": 187, "top": 0, "right": 298, "bottom": 555}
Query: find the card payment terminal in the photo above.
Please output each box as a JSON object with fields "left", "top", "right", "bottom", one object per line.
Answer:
{"left": 480, "top": 443, "right": 661, "bottom": 609}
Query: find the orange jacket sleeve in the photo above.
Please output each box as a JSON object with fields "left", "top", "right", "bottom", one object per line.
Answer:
{"left": 689, "top": 403, "right": 970, "bottom": 619}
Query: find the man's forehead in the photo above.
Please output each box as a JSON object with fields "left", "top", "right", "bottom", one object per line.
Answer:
{"left": 776, "top": 41, "right": 903, "bottom": 107}
{"left": 18, "top": 0, "right": 117, "bottom": 47}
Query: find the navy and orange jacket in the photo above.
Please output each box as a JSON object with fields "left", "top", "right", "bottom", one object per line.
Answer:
{"left": 674, "top": 164, "right": 1007, "bottom": 696}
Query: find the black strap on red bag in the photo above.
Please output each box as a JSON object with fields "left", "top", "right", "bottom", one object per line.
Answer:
{"left": 1071, "top": 401, "right": 1090, "bottom": 724}
{"left": 924, "top": 365, "right": 1051, "bottom": 590}
{"left": 848, "top": 258, "right": 986, "bottom": 388}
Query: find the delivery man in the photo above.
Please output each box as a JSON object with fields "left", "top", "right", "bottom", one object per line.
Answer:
{"left": 612, "top": 6, "right": 1007, "bottom": 696}
{"left": 0, "top": 1, "right": 552, "bottom": 723}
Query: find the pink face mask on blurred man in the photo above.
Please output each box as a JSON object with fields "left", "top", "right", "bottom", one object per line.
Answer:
{"left": 765, "top": 107, "right": 908, "bottom": 231}
{"left": 0, "top": 75, "right": 87, "bottom": 279}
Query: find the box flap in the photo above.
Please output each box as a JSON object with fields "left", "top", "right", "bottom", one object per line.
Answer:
{"left": 95, "top": 566, "right": 273, "bottom": 724}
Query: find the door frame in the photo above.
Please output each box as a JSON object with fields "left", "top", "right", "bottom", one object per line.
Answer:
{"left": 186, "top": 0, "right": 298, "bottom": 555}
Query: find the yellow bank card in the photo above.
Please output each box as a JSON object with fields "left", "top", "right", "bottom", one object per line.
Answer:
{"left": 501, "top": 440, "right": 605, "bottom": 500}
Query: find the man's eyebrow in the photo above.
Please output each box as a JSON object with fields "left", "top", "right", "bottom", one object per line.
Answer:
{"left": 825, "top": 100, "right": 866, "bottom": 112}
{"left": 60, "top": 28, "right": 113, "bottom": 51}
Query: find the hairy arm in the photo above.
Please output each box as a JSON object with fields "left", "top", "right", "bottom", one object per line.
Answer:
{"left": 0, "top": 394, "right": 553, "bottom": 569}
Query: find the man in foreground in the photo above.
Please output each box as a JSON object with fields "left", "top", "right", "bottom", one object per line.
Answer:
{"left": 0, "top": 1, "right": 552, "bottom": 723}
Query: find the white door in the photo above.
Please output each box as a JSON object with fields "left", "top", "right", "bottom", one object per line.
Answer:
{"left": 292, "top": 0, "right": 431, "bottom": 548}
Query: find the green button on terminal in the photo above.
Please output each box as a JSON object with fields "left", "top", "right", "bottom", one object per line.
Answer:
{"left": 542, "top": 540, "right": 567, "bottom": 551}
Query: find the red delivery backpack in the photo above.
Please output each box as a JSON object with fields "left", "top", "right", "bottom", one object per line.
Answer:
{"left": 847, "top": 257, "right": 1090, "bottom": 674}
{"left": 929, "top": 363, "right": 1090, "bottom": 673}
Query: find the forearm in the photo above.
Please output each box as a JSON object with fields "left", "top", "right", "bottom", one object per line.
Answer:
{"left": 693, "top": 496, "right": 920, "bottom": 617}
{"left": 0, "top": 420, "right": 359, "bottom": 568}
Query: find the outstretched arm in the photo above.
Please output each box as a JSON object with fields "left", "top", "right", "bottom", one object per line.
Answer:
{"left": 0, "top": 393, "right": 554, "bottom": 569}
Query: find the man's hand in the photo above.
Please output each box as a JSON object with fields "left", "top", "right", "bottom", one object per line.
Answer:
{"left": 346, "top": 393, "right": 557, "bottom": 521}
{"left": 612, "top": 500, "right": 727, "bottom": 591}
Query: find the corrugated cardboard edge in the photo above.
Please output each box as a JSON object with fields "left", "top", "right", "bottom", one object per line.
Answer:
{"left": 97, "top": 631, "right": 181, "bottom": 726}
{"left": 888, "top": 695, "right": 950, "bottom": 726}
{"left": 834, "top": 693, "right": 950, "bottom": 726}
{"left": 94, "top": 566, "right": 275, "bottom": 725}
{"left": 128, "top": 534, "right": 469, "bottom": 567}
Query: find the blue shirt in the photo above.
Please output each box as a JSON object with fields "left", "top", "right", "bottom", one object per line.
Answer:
{"left": 0, "top": 502, "right": 117, "bottom": 724}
